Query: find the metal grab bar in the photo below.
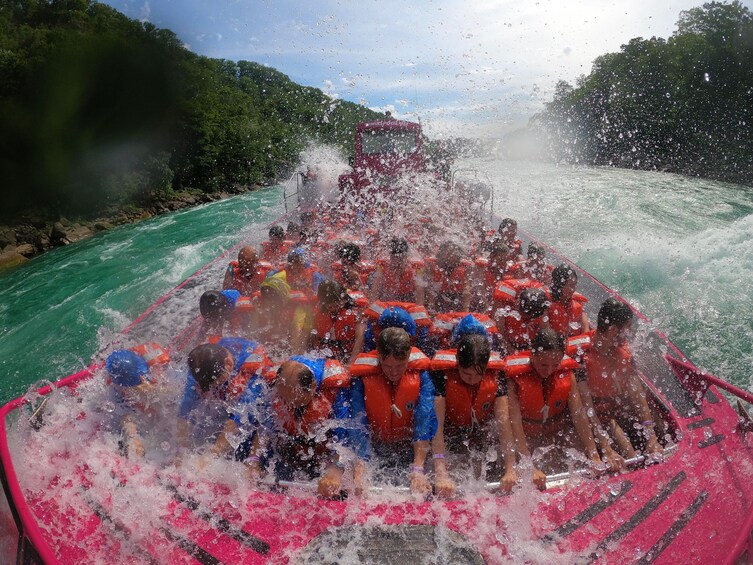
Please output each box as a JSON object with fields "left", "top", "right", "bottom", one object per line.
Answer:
{"left": 259, "top": 444, "right": 675, "bottom": 495}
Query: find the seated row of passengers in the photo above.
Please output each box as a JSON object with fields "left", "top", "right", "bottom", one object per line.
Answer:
{"left": 104, "top": 213, "right": 664, "bottom": 498}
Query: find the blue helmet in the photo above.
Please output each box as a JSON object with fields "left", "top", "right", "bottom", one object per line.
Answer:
{"left": 106, "top": 350, "right": 149, "bottom": 387}
{"left": 450, "top": 314, "right": 488, "bottom": 346}
{"left": 378, "top": 306, "right": 417, "bottom": 337}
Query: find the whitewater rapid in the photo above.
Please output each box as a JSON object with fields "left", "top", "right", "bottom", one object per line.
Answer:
{"left": 0, "top": 159, "right": 750, "bottom": 402}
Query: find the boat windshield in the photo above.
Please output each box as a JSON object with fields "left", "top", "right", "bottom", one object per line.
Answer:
{"left": 360, "top": 130, "right": 417, "bottom": 155}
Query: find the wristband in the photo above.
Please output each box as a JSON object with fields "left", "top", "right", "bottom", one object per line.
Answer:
{"left": 433, "top": 453, "right": 446, "bottom": 460}
{"left": 410, "top": 465, "right": 426, "bottom": 475}
{"left": 641, "top": 420, "right": 655, "bottom": 427}
{"left": 245, "top": 455, "right": 260, "bottom": 465}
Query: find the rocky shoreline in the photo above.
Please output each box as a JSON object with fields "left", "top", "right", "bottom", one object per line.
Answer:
{"left": 0, "top": 184, "right": 264, "bottom": 272}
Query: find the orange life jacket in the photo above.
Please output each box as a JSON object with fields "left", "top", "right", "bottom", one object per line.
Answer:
{"left": 227, "top": 346, "right": 270, "bottom": 398}
{"left": 376, "top": 258, "right": 424, "bottom": 301}
{"left": 312, "top": 307, "right": 358, "bottom": 359}
{"left": 261, "top": 239, "right": 294, "bottom": 263}
{"left": 272, "top": 360, "right": 350, "bottom": 437}
{"left": 493, "top": 278, "right": 545, "bottom": 305}
{"left": 499, "top": 313, "right": 548, "bottom": 351}
{"left": 548, "top": 293, "right": 588, "bottom": 336}
{"left": 350, "top": 348, "right": 430, "bottom": 442}
{"left": 505, "top": 353, "right": 578, "bottom": 431}
{"left": 227, "top": 260, "right": 273, "bottom": 295}
{"left": 426, "top": 258, "right": 472, "bottom": 297}
{"left": 364, "top": 301, "right": 431, "bottom": 327}
{"left": 332, "top": 260, "right": 376, "bottom": 288}
{"left": 431, "top": 349, "right": 506, "bottom": 427}
{"left": 129, "top": 342, "right": 170, "bottom": 368}
{"left": 583, "top": 337, "right": 633, "bottom": 402}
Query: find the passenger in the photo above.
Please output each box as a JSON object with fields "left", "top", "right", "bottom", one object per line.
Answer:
{"left": 278, "top": 248, "right": 324, "bottom": 296}
{"left": 501, "top": 328, "right": 620, "bottom": 488}
{"left": 198, "top": 289, "right": 239, "bottom": 342}
{"left": 307, "top": 279, "right": 367, "bottom": 365}
{"left": 222, "top": 246, "right": 272, "bottom": 296}
{"left": 497, "top": 218, "right": 522, "bottom": 259}
{"left": 578, "top": 298, "right": 663, "bottom": 457}
{"left": 270, "top": 356, "right": 361, "bottom": 498}
{"left": 521, "top": 243, "right": 552, "bottom": 286}
{"left": 369, "top": 237, "right": 426, "bottom": 305}
{"left": 246, "top": 272, "right": 297, "bottom": 355}
{"left": 300, "top": 211, "right": 320, "bottom": 243}
{"left": 427, "top": 241, "right": 472, "bottom": 313}
{"left": 332, "top": 242, "right": 374, "bottom": 290}
{"left": 548, "top": 264, "right": 590, "bottom": 337}
{"left": 473, "top": 241, "right": 520, "bottom": 312}
{"left": 497, "top": 287, "right": 550, "bottom": 352}
{"left": 362, "top": 304, "right": 431, "bottom": 355}
{"left": 105, "top": 347, "right": 170, "bottom": 458}
{"left": 429, "top": 317, "right": 508, "bottom": 496}
{"left": 286, "top": 221, "right": 302, "bottom": 243}
{"left": 350, "top": 327, "right": 437, "bottom": 495}
{"left": 176, "top": 341, "right": 271, "bottom": 477}
{"left": 430, "top": 310, "right": 499, "bottom": 352}
{"left": 261, "top": 225, "right": 293, "bottom": 264}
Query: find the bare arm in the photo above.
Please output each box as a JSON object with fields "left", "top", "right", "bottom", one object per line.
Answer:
{"left": 348, "top": 320, "right": 367, "bottom": 366}
{"left": 210, "top": 419, "right": 239, "bottom": 458}
{"left": 625, "top": 367, "right": 663, "bottom": 453}
{"left": 577, "top": 380, "right": 624, "bottom": 469}
{"left": 580, "top": 311, "right": 591, "bottom": 333}
{"left": 568, "top": 378, "right": 601, "bottom": 465}
{"left": 506, "top": 382, "right": 546, "bottom": 490}
{"left": 494, "top": 395, "right": 518, "bottom": 490}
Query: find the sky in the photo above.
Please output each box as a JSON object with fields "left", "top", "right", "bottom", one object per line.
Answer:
{"left": 101, "top": 0, "right": 727, "bottom": 138}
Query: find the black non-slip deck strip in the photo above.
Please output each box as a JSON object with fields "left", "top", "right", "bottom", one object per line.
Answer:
{"left": 542, "top": 481, "right": 634, "bottom": 543}
{"left": 80, "top": 489, "right": 160, "bottom": 565}
{"left": 587, "top": 471, "right": 687, "bottom": 562}
{"left": 705, "top": 390, "right": 720, "bottom": 404}
{"left": 686, "top": 417, "right": 715, "bottom": 430}
{"left": 162, "top": 481, "right": 271, "bottom": 555}
{"left": 697, "top": 434, "right": 725, "bottom": 449}
{"left": 635, "top": 491, "right": 709, "bottom": 565}
{"left": 159, "top": 527, "right": 223, "bottom": 565}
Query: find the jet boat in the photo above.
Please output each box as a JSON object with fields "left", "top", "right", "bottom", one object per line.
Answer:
{"left": 2, "top": 120, "right": 753, "bottom": 564}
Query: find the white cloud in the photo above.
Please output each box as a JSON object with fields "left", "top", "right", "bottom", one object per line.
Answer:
{"left": 139, "top": 1, "right": 151, "bottom": 21}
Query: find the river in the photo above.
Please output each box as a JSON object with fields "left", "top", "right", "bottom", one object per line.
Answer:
{"left": 0, "top": 159, "right": 751, "bottom": 403}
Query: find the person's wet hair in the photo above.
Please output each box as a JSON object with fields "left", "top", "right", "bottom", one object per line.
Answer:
{"left": 597, "top": 297, "right": 634, "bottom": 333}
{"left": 269, "top": 225, "right": 285, "bottom": 240}
{"left": 317, "top": 279, "right": 351, "bottom": 308}
{"left": 199, "top": 291, "right": 232, "bottom": 324}
{"left": 490, "top": 240, "right": 512, "bottom": 258}
{"left": 499, "top": 218, "right": 517, "bottom": 233}
{"left": 550, "top": 264, "right": 578, "bottom": 302}
{"left": 286, "top": 221, "right": 301, "bottom": 237}
{"left": 188, "top": 343, "right": 231, "bottom": 392}
{"left": 527, "top": 242, "right": 545, "bottom": 260}
{"left": 376, "top": 327, "right": 412, "bottom": 360}
{"left": 518, "top": 288, "right": 549, "bottom": 319}
{"left": 530, "top": 328, "right": 565, "bottom": 354}
{"left": 456, "top": 334, "right": 491, "bottom": 374}
{"left": 389, "top": 237, "right": 409, "bottom": 257}
{"left": 338, "top": 242, "right": 361, "bottom": 264}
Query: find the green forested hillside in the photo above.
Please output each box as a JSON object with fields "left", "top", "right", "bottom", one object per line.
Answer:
{"left": 0, "top": 0, "right": 381, "bottom": 222}
{"left": 530, "top": 1, "right": 753, "bottom": 186}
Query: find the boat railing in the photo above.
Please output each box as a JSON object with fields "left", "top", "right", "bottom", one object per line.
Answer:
{"left": 264, "top": 445, "right": 677, "bottom": 495}
{"left": 282, "top": 170, "right": 304, "bottom": 213}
